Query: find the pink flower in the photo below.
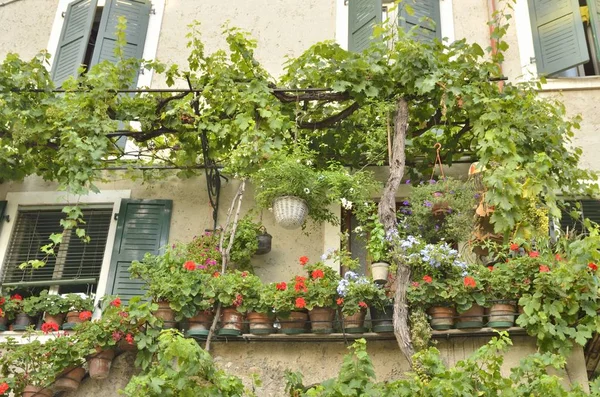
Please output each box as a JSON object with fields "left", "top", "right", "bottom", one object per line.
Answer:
{"left": 411, "top": 282, "right": 420, "bottom": 288}
{"left": 125, "top": 333, "right": 134, "bottom": 345}
{"left": 112, "top": 331, "right": 122, "bottom": 342}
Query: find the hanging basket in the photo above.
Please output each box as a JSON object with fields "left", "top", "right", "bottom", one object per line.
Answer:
{"left": 255, "top": 227, "right": 272, "bottom": 255}
{"left": 272, "top": 196, "right": 309, "bottom": 230}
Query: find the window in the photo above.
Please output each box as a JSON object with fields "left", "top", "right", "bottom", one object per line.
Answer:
{"left": 50, "top": 0, "right": 152, "bottom": 88}
{"left": 347, "top": 0, "right": 442, "bottom": 52}
{"left": 558, "top": 199, "right": 600, "bottom": 235}
{"left": 528, "top": 0, "right": 600, "bottom": 76}
{"left": 1, "top": 207, "right": 112, "bottom": 295}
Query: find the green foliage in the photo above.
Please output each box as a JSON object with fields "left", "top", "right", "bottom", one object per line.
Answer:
{"left": 302, "top": 262, "right": 341, "bottom": 310}
{"left": 34, "top": 290, "right": 72, "bottom": 316}
{"left": 336, "top": 272, "right": 386, "bottom": 316}
{"left": 121, "top": 329, "right": 248, "bottom": 396}
{"left": 227, "top": 216, "right": 260, "bottom": 270}
{"left": 213, "top": 271, "right": 262, "bottom": 313}
{"left": 63, "top": 293, "right": 95, "bottom": 313}
{"left": 409, "top": 309, "right": 433, "bottom": 352}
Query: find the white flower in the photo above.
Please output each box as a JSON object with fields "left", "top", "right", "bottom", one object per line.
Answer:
{"left": 320, "top": 253, "right": 328, "bottom": 261}
{"left": 304, "top": 188, "right": 310, "bottom": 194}
{"left": 341, "top": 198, "right": 353, "bottom": 210}
{"left": 296, "top": 159, "right": 301, "bottom": 163}
{"left": 354, "top": 226, "right": 363, "bottom": 234}
{"left": 306, "top": 160, "right": 313, "bottom": 166}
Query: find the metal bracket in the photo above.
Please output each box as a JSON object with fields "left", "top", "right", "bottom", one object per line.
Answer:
{"left": 2, "top": 215, "right": 8, "bottom": 223}
{"left": 114, "top": 213, "right": 119, "bottom": 221}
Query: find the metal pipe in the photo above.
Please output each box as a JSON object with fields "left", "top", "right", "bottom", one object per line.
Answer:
{"left": 1, "top": 278, "right": 97, "bottom": 287}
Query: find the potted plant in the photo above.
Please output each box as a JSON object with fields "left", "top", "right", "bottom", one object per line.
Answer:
{"left": 336, "top": 272, "right": 383, "bottom": 333}
{"left": 62, "top": 293, "right": 95, "bottom": 330}
{"left": 245, "top": 283, "right": 275, "bottom": 335}
{"left": 185, "top": 231, "right": 222, "bottom": 271}
{"left": 228, "top": 216, "right": 261, "bottom": 270}
{"left": 181, "top": 272, "right": 217, "bottom": 338}
{"left": 213, "top": 270, "right": 262, "bottom": 336}
{"left": 43, "top": 335, "right": 88, "bottom": 392}
{"left": 0, "top": 294, "right": 20, "bottom": 331}
{"left": 369, "top": 289, "right": 394, "bottom": 333}
{"left": 402, "top": 178, "right": 477, "bottom": 244}
{"left": 451, "top": 271, "right": 487, "bottom": 329}
{"left": 16, "top": 294, "right": 41, "bottom": 331}
{"left": 37, "top": 290, "right": 72, "bottom": 328}
{"left": 271, "top": 277, "right": 309, "bottom": 334}
{"left": 303, "top": 260, "right": 341, "bottom": 334}
{"left": 407, "top": 275, "right": 456, "bottom": 330}
{"left": 362, "top": 210, "right": 392, "bottom": 284}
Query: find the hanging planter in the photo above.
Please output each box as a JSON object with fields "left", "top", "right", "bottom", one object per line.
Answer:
{"left": 255, "top": 227, "right": 272, "bottom": 255}
{"left": 370, "top": 262, "right": 390, "bottom": 284}
{"left": 87, "top": 348, "right": 115, "bottom": 380}
{"left": 272, "top": 196, "right": 309, "bottom": 230}
{"left": 54, "top": 367, "right": 86, "bottom": 392}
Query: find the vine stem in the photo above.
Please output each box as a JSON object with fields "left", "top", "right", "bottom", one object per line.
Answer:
{"left": 205, "top": 180, "right": 246, "bottom": 352}
{"left": 377, "top": 97, "right": 415, "bottom": 364}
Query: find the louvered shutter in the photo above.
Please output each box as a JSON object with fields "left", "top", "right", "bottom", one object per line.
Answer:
{"left": 559, "top": 200, "right": 600, "bottom": 234}
{"left": 399, "top": 0, "right": 441, "bottom": 43}
{"left": 587, "top": 0, "right": 600, "bottom": 64}
{"left": 528, "top": 0, "right": 589, "bottom": 75}
{"left": 51, "top": 0, "right": 98, "bottom": 87}
{"left": 105, "top": 199, "right": 172, "bottom": 303}
{"left": 90, "top": 0, "right": 151, "bottom": 86}
{"left": 348, "top": 0, "right": 382, "bottom": 52}
{"left": 1, "top": 208, "right": 111, "bottom": 288}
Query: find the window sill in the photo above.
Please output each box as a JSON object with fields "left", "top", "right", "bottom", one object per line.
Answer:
{"left": 540, "top": 77, "right": 600, "bottom": 92}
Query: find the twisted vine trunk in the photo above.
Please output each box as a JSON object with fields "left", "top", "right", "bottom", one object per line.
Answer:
{"left": 377, "top": 97, "right": 414, "bottom": 363}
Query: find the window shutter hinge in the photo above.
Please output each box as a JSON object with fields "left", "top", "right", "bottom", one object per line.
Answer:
{"left": 150, "top": 7, "right": 156, "bottom": 15}
{"left": 530, "top": 57, "right": 536, "bottom": 64}
{"left": 2, "top": 214, "right": 9, "bottom": 223}
{"left": 114, "top": 213, "right": 119, "bottom": 221}
{"left": 61, "top": 11, "right": 65, "bottom": 17}
{"left": 139, "top": 68, "right": 145, "bottom": 75}
{"left": 344, "top": 0, "right": 348, "bottom": 5}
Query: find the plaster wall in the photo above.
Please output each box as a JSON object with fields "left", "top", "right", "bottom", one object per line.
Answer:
{"left": 59, "top": 336, "right": 588, "bottom": 396}
{"left": 0, "top": 0, "right": 57, "bottom": 61}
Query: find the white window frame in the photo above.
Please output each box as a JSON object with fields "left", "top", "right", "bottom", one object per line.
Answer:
{"left": 335, "top": 0, "right": 455, "bottom": 50}
{"left": 0, "top": 190, "right": 131, "bottom": 305}
{"left": 46, "top": 0, "right": 165, "bottom": 89}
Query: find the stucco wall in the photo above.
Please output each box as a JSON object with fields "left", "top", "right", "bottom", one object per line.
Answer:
{"left": 59, "top": 335, "right": 588, "bottom": 396}
{"left": 0, "top": 0, "right": 56, "bottom": 61}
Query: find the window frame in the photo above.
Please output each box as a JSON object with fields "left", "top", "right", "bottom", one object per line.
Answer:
{"left": 45, "top": 0, "right": 165, "bottom": 89}
{"left": 0, "top": 190, "right": 131, "bottom": 301}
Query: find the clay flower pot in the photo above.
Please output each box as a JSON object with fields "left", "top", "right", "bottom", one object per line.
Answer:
{"left": 23, "top": 385, "right": 53, "bottom": 397}
{"left": 456, "top": 304, "right": 485, "bottom": 329}
{"left": 186, "top": 310, "right": 214, "bottom": 338}
{"left": 247, "top": 312, "right": 274, "bottom": 335}
{"left": 154, "top": 301, "right": 177, "bottom": 329}
{"left": 44, "top": 312, "right": 66, "bottom": 328}
{"left": 342, "top": 308, "right": 367, "bottom": 333}
{"left": 0, "top": 315, "right": 7, "bottom": 331}
{"left": 54, "top": 366, "right": 86, "bottom": 392}
{"left": 308, "top": 307, "right": 335, "bottom": 334}
{"left": 427, "top": 306, "right": 455, "bottom": 330}
{"left": 370, "top": 262, "right": 390, "bottom": 284}
{"left": 12, "top": 312, "right": 34, "bottom": 331}
{"left": 370, "top": 305, "right": 394, "bottom": 333}
{"left": 279, "top": 311, "right": 308, "bottom": 335}
{"left": 488, "top": 302, "right": 516, "bottom": 328}
{"left": 218, "top": 307, "right": 245, "bottom": 336}
{"left": 87, "top": 348, "right": 115, "bottom": 380}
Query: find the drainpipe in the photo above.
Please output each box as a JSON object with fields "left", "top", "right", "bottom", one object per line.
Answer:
{"left": 488, "top": 0, "right": 504, "bottom": 90}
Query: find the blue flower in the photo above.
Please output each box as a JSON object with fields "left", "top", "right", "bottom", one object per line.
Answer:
{"left": 429, "top": 179, "right": 437, "bottom": 184}
{"left": 402, "top": 200, "right": 410, "bottom": 206}
{"left": 424, "top": 200, "right": 432, "bottom": 207}
{"left": 405, "top": 179, "right": 411, "bottom": 184}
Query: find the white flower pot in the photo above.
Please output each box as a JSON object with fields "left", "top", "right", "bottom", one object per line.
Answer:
{"left": 272, "top": 196, "right": 309, "bottom": 229}
{"left": 371, "top": 262, "right": 390, "bottom": 284}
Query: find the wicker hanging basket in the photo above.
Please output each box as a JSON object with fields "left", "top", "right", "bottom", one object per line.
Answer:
{"left": 272, "top": 196, "right": 309, "bottom": 229}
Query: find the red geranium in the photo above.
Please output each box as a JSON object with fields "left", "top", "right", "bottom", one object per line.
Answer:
{"left": 233, "top": 294, "right": 243, "bottom": 307}
{"left": 422, "top": 275, "right": 433, "bottom": 283}
{"left": 336, "top": 298, "right": 344, "bottom": 305}
{"left": 487, "top": 266, "right": 494, "bottom": 271}
{"left": 110, "top": 297, "right": 122, "bottom": 307}
{"left": 241, "top": 271, "right": 248, "bottom": 277}
{"left": 555, "top": 254, "right": 563, "bottom": 261}
{"left": 411, "top": 282, "right": 420, "bottom": 288}
{"left": 0, "top": 382, "right": 9, "bottom": 394}
{"left": 78, "top": 311, "right": 92, "bottom": 321}
{"left": 299, "top": 256, "right": 309, "bottom": 266}
{"left": 0, "top": 297, "right": 5, "bottom": 306}
{"left": 463, "top": 276, "right": 476, "bottom": 288}
{"left": 41, "top": 322, "right": 59, "bottom": 334}
{"left": 294, "top": 276, "right": 307, "bottom": 292}
{"left": 213, "top": 271, "right": 220, "bottom": 277}
{"left": 589, "top": 263, "right": 598, "bottom": 271}
{"left": 183, "top": 261, "right": 196, "bottom": 271}
{"left": 125, "top": 333, "right": 134, "bottom": 345}
{"left": 295, "top": 297, "right": 306, "bottom": 309}
{"left": 528, "top": 251, "right": 539, "bottom": 258}
{"left": 539, "top": 265, "right": 550, "bottom": 273}
{"left": 509, "top": 243, "right": 519, "bottom": 251}
{"left": 358, "top": 301, "right": 368, "bottom": 308}
{"left": 0, "top": 308, "right": 3, "bottom": 318}
{"left": 312, "top": 269, "right": 324, "bottom": 279}
{"left": 276, "top": 282, "right": 287, "bottom": 291}
{"left": 10, "top": 294, "right": 22, "bottom": 301}
{"left": 112, "top": 331, "right": 122, "bottom": 342}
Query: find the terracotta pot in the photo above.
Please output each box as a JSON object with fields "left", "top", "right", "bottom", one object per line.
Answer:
{"left": 23, "top": 385, "right": 53, "bottom": 397}
{"left": 0, "top": 315, "right": 7, "bottom": 331}
{"left": 188, "top": 310, "right": 214, "bottom": 332}
{"left": 279, "top": 311, "right": 308, "bottom": 334}
{"left": 54, "top": 366, "right": 86, "bottom": 392}
{"left": 44, "top": 312, "right": 66, "bottom": 328}
{"left": 342, "top": 308, "right": 367, "bottom": 333}
{"left": 370, "top": 262, "right": 390, "bottom": 284}
{"left": 12, "top": 312, "right": 34, "bottom": 331}
{"left": 247, "top": 312, "right": 274, "bottom": 335}
{"left": 488, "top": 303, "right": 516, "bottom": 328}
{"left": 370, "top": 305, "right": 394, "bottom": 333}
{"left": 154, "top": 301, "right": 177, "bottom": 329}
{"left": 63, "top": 311, "right": 89, "bottom": 330}
{"left": 87, "top": 349, "right": 115, "bottom": 380}
{"left": 427, "top": 306, "right": 455, "bottom": 330}
{"left": 308, "top": 307, "right": 335, "bottom": 334}
{"left": 118, "top": 337, "right": 137, "bottom": 352}
{"left": 218, "top": 307, "right": 245, "bottom": 336}
{"left": 456, "top": 304, "right": 485, "bottom": 329}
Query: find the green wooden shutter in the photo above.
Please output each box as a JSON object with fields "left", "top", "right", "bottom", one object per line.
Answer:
{"left": 586, "top": 1, "right": 600, "bottom": 65}
{"left": 399, "top": 0, "right": 441, "bottom": 43}
{"left": 51, "top": 0, "right": 98, "bottom": 87}
{"left": 90, "top": 0, "right": 151, "bottom": 86}
{"left": 105, "top": 199, "right": 172, "bottom": 303}
{"left": 348, "top": 0, "right": 382, "bottom": 52}
{"left": 528, "top": 0, "right": 589, "bottom": 75}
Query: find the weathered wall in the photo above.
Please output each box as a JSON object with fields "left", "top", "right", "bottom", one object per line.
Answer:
{"left": 0, "top": 0, "right": 56, "bottom": 61}
{"left": 61, "top": 335, "right": 588, "bottom": 396}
